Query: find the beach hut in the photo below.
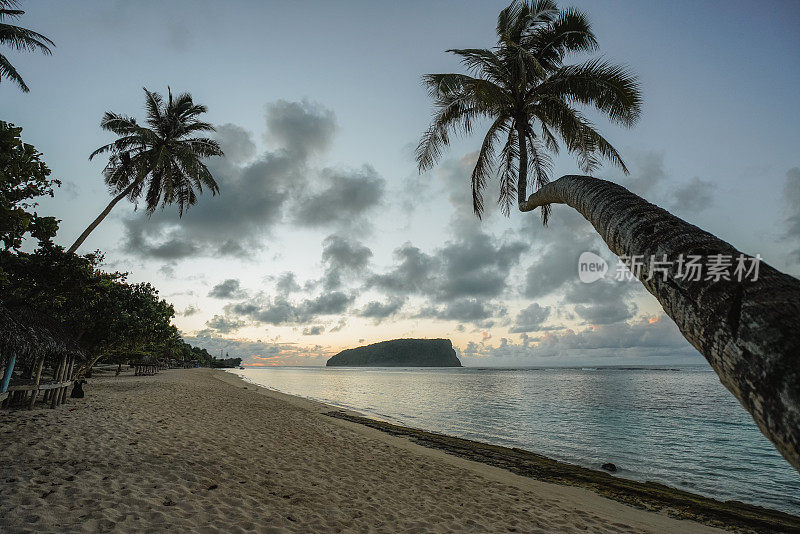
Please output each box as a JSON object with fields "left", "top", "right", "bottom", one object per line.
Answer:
{"left": 0, "top": 305, "right": 86, "bottom": 410}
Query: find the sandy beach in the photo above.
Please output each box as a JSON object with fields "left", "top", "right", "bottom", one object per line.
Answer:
{"left": 0, "top": 369, "right": 752, "bottom": 533}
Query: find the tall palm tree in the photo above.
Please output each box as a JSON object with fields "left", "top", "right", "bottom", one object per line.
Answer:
{"left": 418, "top": 0, "right": 800, "bottom": 472}
{"left": 67, "top": 88, "right": 223, "bottom": 254}
{"left": 416, "top": 0, "right": 641, "bottom": 222}
{"left": 0, "top": 0, "right": 53, "bottom": 93}
{"left": 521, "top": 176, "right": 800, "bottom": 472}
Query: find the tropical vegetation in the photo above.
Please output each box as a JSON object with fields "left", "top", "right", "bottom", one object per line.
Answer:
{"left": 416, "top": 0, "right": 641, "bottom": 222}
{"left": 417, "top": 0, "right": 800, "bottom": 473}
{"left": 68, "top": 88, "right": 223, "bottom": 254}
{"left": 0, "top": 123, "right": 214, "bottom": 371}
{"left": 0, "top": 0, "right": 53, "bottom": 93}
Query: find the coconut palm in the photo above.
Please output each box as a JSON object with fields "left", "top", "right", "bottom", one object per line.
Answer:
{"left": 418, "top": 0, "right": 800, "bottom": 472}
{"left": 68, "top": 88, "right": 223, "bottom": 254}
{"left": 0, "top": 0, "right": 53, "bottom": 93}
{"left": 416, "top": 0, "right": 641, "bottom": 222}
{"left": 521, "top": 176, "right": 800, "bottom": 472}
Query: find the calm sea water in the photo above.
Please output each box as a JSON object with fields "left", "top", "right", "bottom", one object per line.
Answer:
{"left": 231, "top": 365, "right": 800, "bottom": 515}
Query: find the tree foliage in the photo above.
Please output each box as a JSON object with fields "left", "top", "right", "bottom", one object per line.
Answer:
{"left": 0, "top": 124, "right": 212, "bottom": 369}
{"left": 0, "top": 0, "right": 54, "bottom": 92}
{"left": 416, "top": 0, "right": 642, "bottom": 222}
{"left": 0, "top": 121, "right": 60, "bottom": 252}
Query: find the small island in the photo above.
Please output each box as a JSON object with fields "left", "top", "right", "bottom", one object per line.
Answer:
{"left": 326, "top": 338, "right": 462, "bottom": 367}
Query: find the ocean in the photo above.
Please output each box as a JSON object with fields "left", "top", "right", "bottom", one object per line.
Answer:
{"left": 231, "top": 365, "right": 800, "bottom": 515}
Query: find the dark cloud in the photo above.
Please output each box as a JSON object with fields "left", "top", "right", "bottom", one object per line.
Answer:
{"left": 274, "top": 272, "right": 301, "bottom": 295}
{"left": 417, "top": 299, "right": 502, "bottom": 325}
{"left": 370, "top": 232, "right": 526, "bottom": 301}
{"left": 264, "top": 99, "right": 337, "bottom": 159}
{"left": 181, "top": 305, "right": 200, "bottom": 317}
{"left": 293, "top": 166, "right": 385, "bottom": 229}
{"left": 563, "top": 279, "right": 638, "bottom": 325}
{"left": 205, "top": 314, "right": 246, "bottom": 334}
{"left": 208, "top": 279, "right": 247, "bottom": 299}
{"left": 510, "top": 303, "right": 551, "bottom": 333}
{"left": 226, "top": 291, "right": 354, "bottom": 326}
{"left": 671, "top": 177, "right": 715, "bottom": 213}
{"left": 357, "top": 297, "right": 405, "bottom": 321}
{"left": 121, "top": 100, "right": 335, "bottom": 260}
{"left": 437, "top": 232, "right": 528, "bottom": 301}
{"left": 302, "top": 325, "right": 324, "bottom": 336}
{"left": 321, "top": 234, "right": 373, "bottom": 290}
{"left": 215, "top": 123, "right": 257, "bottom": 164}
{"left": 524, "top": 241, "right": 585, "bottom": 299}
{"left": 165, "top": 21, "right": 192, "bottom": 51}
{"left": 368, "top": 243, "right": 437, "bottom": 294}
{"left": 366, "top": 228, "right": 526, "bottom": 326}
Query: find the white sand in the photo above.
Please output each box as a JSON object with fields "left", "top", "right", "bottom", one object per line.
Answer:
{"left": 0, "top": 369, "right": 724, "bottom": 533}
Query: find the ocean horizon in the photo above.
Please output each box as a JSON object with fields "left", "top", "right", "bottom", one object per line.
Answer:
{"left": 232, "top": 364, "right": 800, "bottom": 516}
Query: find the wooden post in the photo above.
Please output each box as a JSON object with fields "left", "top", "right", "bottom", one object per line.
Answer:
{"left": 1, "top": 354, "right": 16, "bottom": 394}
{"left": 50, "top": 355, "right": 66, "bottom": 409}
{"left": 28, "top": 358, "right": 45, "bottom": 410}
{"left": 59, "top": 356, "right": 74, "bottom": 405}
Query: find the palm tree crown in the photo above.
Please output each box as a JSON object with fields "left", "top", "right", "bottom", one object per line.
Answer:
{"left": 67, "top": 88, "right": 223, "bottom": 254}
{"left": 89, "top": 87, "right": 223, "bottom": 216}
{"left": 416, "top": 0, "right": 641, "bottom": 222}
{"left": 0, "top": 0, "right": 54, "bottom": 93}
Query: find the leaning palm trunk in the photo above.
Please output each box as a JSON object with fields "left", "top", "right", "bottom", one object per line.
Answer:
{"left": 520, "top": 175, "right": 800, "bottom": 472}
{"left": 67, "top": 182, "right": 136, "bottom": 254}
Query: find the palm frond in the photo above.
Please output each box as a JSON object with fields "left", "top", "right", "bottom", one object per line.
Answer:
{"left": 0, "top": 24, "right": 54, "bottom": 53}
{"left": 497, "top": 126, "right": 520, "bottom": 216}
{"left": 537, "top": 58, "right": 642, "bottom": 126}
{"left": 0, "top": 52, "right": 27, "bottom": 91}
{"left": 471, "top": 115, "right": 510, "bottom": 218}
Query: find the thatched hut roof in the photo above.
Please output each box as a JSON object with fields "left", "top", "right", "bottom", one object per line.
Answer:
{"left": 0, "top": 304, "right": 86, "bottom": 368}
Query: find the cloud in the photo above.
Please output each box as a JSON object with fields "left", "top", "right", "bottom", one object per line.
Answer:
{"left": 264, "top": 99, "right": 337, "bottom": 159}
{"left": 205, "top": 314, "right": 246, "bottom": 334}
{"left": 165, "top": 21, "right": 192, "bottom": 51}
{"left": 274, "top": 272, "right": 301, "bottom": 295}
{"left": 226, "top": 291, "right": 354, "bottom": 326}
{"left": 510, "top": 303, "right": 551, "bottom": 333}
{"left": 215, "top": 123, "right": 257, "bottom": 164}
{"left": 293, "top": 166, "right": 385, "bottom": 229}
{"left": 320, "top": 234, "right": 373, "bottom": 290}
{"left": 417, "top": 299, "right": 503, "bottom": 325}
{"left": 368, "top": 243, "right": 437, "bottom": 294}
{"left": 302, "top": 325, "right": 324, "bottom": 336}
{"left": 437, "top": 232, "right": 528, "bottom": 301}
{"left": 371, "top": 232, "right": 527, "bottom": 301}
{"left": 181, "top": 305, "right": 200, "bottom": 317}
{"left": 671, "top": 177, "right": 715, "bottom": 213}
{"left": 121, "top": 99, "right": 336, "bottom": 260}
{"left": 563, "top": 279, "right": 638, "bottom": 325}
{"left": 357, "top": 297, "right": 405, "bottom": 321}
{"left": 208, "top": 279, "right": 247, "bottom": 299}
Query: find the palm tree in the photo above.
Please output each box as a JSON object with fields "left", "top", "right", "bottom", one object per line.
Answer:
{"left": 418, "top": 0, "right": 800, "bottom": 472}
{"left": 68, "top": 88, "right": 224, "bottom": 254}
{"left": 521, "top": 176, "right": 800, "bottom": 472}
{"left": 416, "top": 0, "right": 641, "bottom": 222}
{"left": 0, "top": 0, "right": 53, "bottom": 92}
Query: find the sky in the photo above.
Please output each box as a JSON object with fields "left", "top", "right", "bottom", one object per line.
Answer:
{"left": 3, "top": 0, "right": 799, "bottom": 367}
